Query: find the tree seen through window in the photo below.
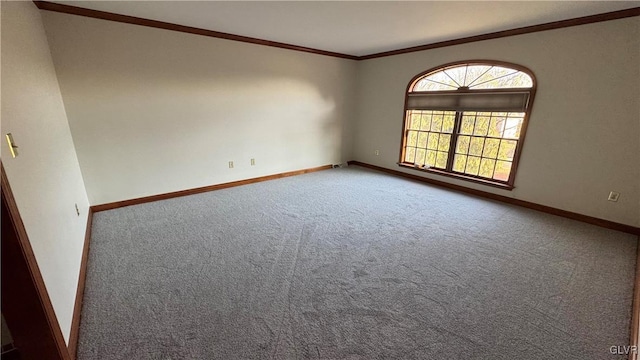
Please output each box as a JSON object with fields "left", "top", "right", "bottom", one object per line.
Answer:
{"left": 400, "top": 61, "right": 536, "bottom": 188}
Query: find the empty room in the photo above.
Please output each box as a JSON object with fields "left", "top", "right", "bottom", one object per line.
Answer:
{"left": 2, "top": 1, "right": 640, "bottom": 359}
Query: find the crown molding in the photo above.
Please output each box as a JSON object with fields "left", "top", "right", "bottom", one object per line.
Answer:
{"left": 33, "top": 1, "right": 358, "bottom": 60}
{"left": 33, "top": 2, "right": 640, "bottom": 61}
{"left": 360, "top": 7, "right": 640, "bottom": 60}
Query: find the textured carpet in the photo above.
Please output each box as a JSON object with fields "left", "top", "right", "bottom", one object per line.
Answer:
{"left": 78, "top": 166, "right": 637, "bottom": 360}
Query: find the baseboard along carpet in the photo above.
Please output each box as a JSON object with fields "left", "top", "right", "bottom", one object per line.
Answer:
{"left": 78, "top": 166, "right": 637, "bottom": 359}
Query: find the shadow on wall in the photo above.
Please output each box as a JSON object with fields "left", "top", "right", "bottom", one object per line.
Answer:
{"left": 73, "top": 74, "right": 339, "bottom": 159}
{"left": 68, "top": 73, "right": 341, "bottom": 202}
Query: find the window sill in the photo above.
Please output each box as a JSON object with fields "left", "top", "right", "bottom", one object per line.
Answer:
{"left": 397, "top": 162, "right": 514, "bottom": 191}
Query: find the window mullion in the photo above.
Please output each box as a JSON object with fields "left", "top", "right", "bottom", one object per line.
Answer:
{"left": 445, "top": 111, "right": 463, "bottom": 171}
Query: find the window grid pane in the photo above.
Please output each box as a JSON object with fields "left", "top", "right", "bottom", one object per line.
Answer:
{"left": 452, "top": 111, "right": 523, "bottom": 181}
{"left": 413, "top": 64, "right": 533, "bottom": 91}
{"left": 403, "top": 62, "right": 534, "bottom": 188}
{"left": 403, "top": 110, "right": 456, "bottom": 169}
{"left": 415, "top": 148, "right": 426, "bottom": 166}
{"left": 404, "top": 109, "right": 524, "bottom": 183}
{"left": 453, "top": 154, "right": 467, "bottom": 172}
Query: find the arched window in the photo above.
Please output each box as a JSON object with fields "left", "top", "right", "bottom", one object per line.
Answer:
{"left": 400, "top": 61, "right": 536, "bottom": 189}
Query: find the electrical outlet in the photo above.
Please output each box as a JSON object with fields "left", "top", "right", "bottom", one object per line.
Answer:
{"left": 228, "top": 161, "right": 234, "bottom": 169}
{"left": 75, "top": 203, "right": 80, "bottom": 216}
{"left": 374, "top": 150, "right": 379, "bottom": 156}
{"left": 251, "top": 158, "right": 255, "bottom": 166}
{"left": 608, "top": 191, "right": 620, "bottom": 202}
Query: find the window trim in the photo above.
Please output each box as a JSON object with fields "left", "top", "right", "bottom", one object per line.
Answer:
{"left": 398, "top": 60, "right": 537, "bottom": 190}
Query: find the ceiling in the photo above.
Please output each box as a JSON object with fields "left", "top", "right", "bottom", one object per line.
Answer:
{"left": 51, "top": 1, "right": 640, "bottom": 57}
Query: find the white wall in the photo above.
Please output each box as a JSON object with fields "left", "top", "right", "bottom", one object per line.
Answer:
{"left": 1, "top": 1, "right": 90, "bottom": 343}
{"left": 353, "top": 17, "right": 640, "bottom": 227}
{"left": 41, "top": 12, "right": 357, "bottom": 206}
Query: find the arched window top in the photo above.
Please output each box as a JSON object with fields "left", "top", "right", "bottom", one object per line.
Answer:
{"left": 411, "top": 62, "right": 534, "bottom": 92}
{"left": 400, "top": 60, "right": 536, "bottom": 189}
